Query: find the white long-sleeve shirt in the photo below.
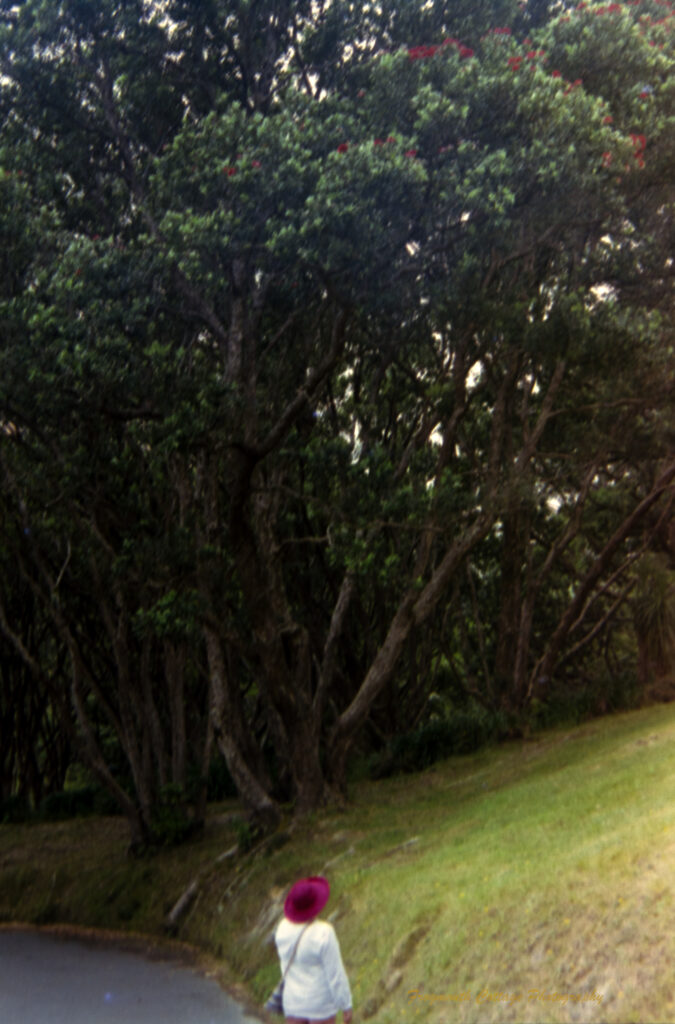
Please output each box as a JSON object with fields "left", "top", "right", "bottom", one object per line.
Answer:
{"left": 275, "top": 917, "right": 352, "bottom": 1019}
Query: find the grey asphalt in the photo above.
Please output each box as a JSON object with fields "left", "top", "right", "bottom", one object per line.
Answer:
{"left": 0, "top": 929, "right": 263, "bottom": 1024}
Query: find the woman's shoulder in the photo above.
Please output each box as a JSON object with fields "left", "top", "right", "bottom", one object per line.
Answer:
{"left": 308, "top": 919, "right": 337, "bottom": 946}
{"left": 311, "top": 918, "right": 335, "bottom": 934}
{"left": 276, "top": 917, "right": 335, "bottom": 940}
{"left": 275, "top": 916, "right": 297, "bottom": 938}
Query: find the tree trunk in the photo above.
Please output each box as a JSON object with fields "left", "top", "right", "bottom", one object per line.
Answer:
{"left": 289, "top": 727, "right": 328, "bottom": 815}
{"left": 329, "top": 513, "right": 495, "bottom": 789}
{"left": 69, "top": 656, "right": 151, "bottom": 849}
{"left": 493, "top": 502, "right": 531, "bottom": 708}
{"left": 530, "top": 460, "right": 675, "bottom": 694}
{"left": 166, "top": 640, "right": 187, "bottom": 788}
{"left": 203, "top": 624, "right": 280, "bottom": 829}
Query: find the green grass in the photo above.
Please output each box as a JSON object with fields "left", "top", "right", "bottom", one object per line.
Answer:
{"left": 2, "top": 703, "right": 675, "bottom": 1022}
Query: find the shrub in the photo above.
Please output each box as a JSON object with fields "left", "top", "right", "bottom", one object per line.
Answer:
{"left": 369, "top": 702, "right": 507, "bottom": 778}
{"left": 0, "top": 794, "right": 31, "bottom": 824}
{"left": 36, "top": 787, "right": 96, "bottom": 821}
{"left": 529, "top": 670, "right": 642, "bottom": 731}
{"left": 207, "top": 755, "right": 238, "bottom": 800}
{"left": 151, "top": 783, "right": 196, "bottom": 846}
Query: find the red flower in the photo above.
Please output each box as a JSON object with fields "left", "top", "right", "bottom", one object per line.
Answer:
{"left": 337, "top": 142, "right": 349, "bottom": 153}
{"left": 603, "top": 114, "right": 613, "bottom": 123}
{"left": 223, "top": 166, "right": 236, "bottom": 176}
{"left": 552, "top": 69, "right": 562, "bottom": 77}
{"left": 630, "top": 134, "right": 646, "bottom": 167}
{"left": 387, "top": 136, "right": 397, "bottom": 144}
{"left": 405, "top": 149, "right": 418, "bottom": 157}
{"left": 251, "top": 160, "right": 261, "bottom": 168}
{"left": 373, "top": 138, "right": 385, "bottom": 146}
{"left": 408, "top": 44, "right": 438, "bottom": 59}
{"left": 459, "top": 45, "right": 474, "bottom": 58}
{"left": 491, "top": 26, "right": 512, "bottom": 34}
{"left": 602, "top": 151, "right": 613, "bottom": 167}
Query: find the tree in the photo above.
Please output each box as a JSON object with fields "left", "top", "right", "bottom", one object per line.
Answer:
{"left": 0, "top": 0, "right": 673, "bottom": 839}
{"left": 0, "top": 508, "right": 73, "bottom": 809}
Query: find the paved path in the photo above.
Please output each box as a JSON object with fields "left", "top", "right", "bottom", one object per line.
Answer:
{"left": 0, "top": 929, "right": 262, "bottom": 1024}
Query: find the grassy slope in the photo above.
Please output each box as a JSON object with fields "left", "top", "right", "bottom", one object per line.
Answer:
{"left": 1, "top": 702, "right": 675, "bottom": 1023}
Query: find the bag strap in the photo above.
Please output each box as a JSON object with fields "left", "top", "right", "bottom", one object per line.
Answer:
{"left": 282, "top": 923, "right": 310, "bottom": 980}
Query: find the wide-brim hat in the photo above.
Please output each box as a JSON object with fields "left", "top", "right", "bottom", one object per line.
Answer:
{"left": 284, "top": 876, "right": 330, "bottom": 923}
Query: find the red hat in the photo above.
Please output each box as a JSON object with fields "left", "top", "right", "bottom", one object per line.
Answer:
{"left": 284, "top": 876, "right": 330, "bottom": 923}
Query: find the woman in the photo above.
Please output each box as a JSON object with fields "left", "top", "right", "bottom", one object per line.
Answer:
{"left": 274, "top": 875, "right": 353, "bottom": 1024}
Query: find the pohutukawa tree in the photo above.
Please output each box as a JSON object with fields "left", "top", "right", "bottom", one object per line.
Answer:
{"left": 0, "top": 0, "right": 673, "bottom": 842}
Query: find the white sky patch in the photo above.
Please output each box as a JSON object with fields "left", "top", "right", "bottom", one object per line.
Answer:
{"left": 466, "top": 360, "right": 483, "bottom": 392}
{"left": 589, "top": 282, "right": 617, "bottom": 305}
{"left": 519, "top": 372, "right": 541, "bottom": 396}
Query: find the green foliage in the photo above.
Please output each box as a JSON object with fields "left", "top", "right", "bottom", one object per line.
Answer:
{"left": 233, "top": 817, "right": 255, "bottom": 854}
{"left": 0, "top": 785, "right": 120, "bottom": 824}
{"left": 0, "top": 0, "right": 672, "bottom": 828}
{"left": 370, "top": 702, "right": 508, "bottom": 778}
{"left": 132, "top": 590, "right": 202, "bottom": 641}
{"left": 633, "top": 553, "right": 675, "bottom": 663}
{"left": 150, "top": 784, "right": 196, "bottom": 847}
{"left": 529, "top": 670, "right": 643, "bottom": 730}
{"left": 0, "top": 794, "right": 31, "bottom": 824}
{"left": 35, "top": 787, "right": 96, "bottom": 822}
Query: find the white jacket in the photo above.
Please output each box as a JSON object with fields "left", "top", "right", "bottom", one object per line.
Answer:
{"left": 275, "top": 917, "right": 352, "bottom": 1019}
